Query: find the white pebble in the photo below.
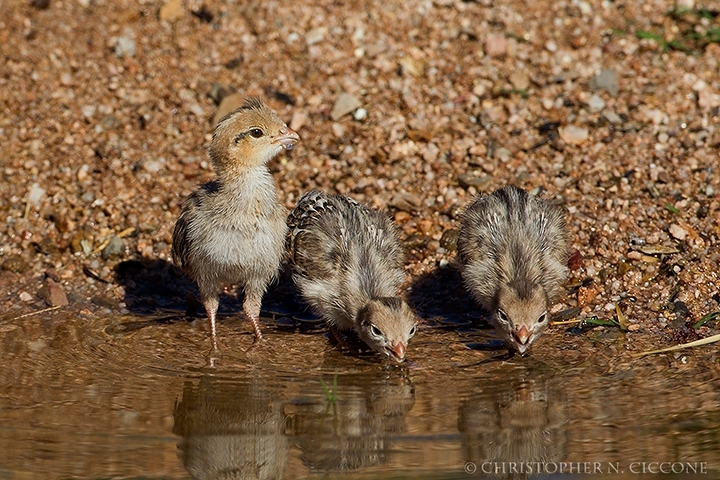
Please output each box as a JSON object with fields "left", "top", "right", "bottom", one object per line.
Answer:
{"left": 114, "top": 36, "right": 136, "bottom": 57}
{"left": 577, "top": 1, "right": 592, "bottom": 15}
{"left": 143, "top": 158, "right": 165, "bottom": 173}
{"left": 331, "top": 122, "right": 345, "bottom": 138}
{"left": 353, "top": 108, "right": 367, "bottom": 121}
{"left": 305, "top": 27, "right": 326, "bottom": 46}
{"left": 559, "top": 125, "right": 589, "bottom": 145}
{"left": 81, "top": 105, "right": 96, "bottom": 119}
{"left": 27, "top": 183, "right": 46, "bottom": 205}
{"left": 588, "top": 94, "right": 605, "bottom": 113}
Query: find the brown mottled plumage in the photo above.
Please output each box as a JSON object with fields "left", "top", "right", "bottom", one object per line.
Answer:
{"left": 457, "top": 186, "right": 568, "bottom": 354}
{"left": 172, "top": 98, "right": 299, "bottom": 348}
{"left": 287, "top": 190, "right": 417, "bottom": 363}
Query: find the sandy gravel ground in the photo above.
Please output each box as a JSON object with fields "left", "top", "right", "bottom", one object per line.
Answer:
{"left": 1, "top": 0, "right": 719, "bottom": 353}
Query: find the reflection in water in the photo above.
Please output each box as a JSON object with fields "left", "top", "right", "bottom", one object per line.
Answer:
{"left": 288, "top": 372, "right": 415, "bottom": 473}
{"left": 458, "top": 378, "right": 567, "bottom": 479}
{"left": 173, "top": 376, "right": 288, "bottom": 480}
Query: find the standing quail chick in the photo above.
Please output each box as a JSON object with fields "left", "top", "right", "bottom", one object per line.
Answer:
{"left": 172, "top": 98, "right": 299, "bottom": 347}
{"left": 457, "top": 186, "right": 568, "bottom": 354}
{"left": 287, "top": 190, "right": 417, "bottom": 363}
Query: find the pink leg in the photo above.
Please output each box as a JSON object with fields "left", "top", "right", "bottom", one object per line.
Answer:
{"left": 202, "top": 294, "right": 220, "bottom": 354}
{"left": 243, "top": 290, "right": 264, "bottom": 344}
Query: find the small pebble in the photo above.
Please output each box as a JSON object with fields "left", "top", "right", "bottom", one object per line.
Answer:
{"left": 567, "top": 249, "right": 584, "bottom": 270}
{"left": 331, "top": 92, "right": 362, "bottom": 121}
{"left": 81, "top": 105, "right": 96, "bottom": 119}
{"left": 485, "top": 33, "right": 507, "bottom": 58}
{"left": 27, "top": 183, "right": 46, "bottom": 205}
{"left": 142, "top": 158, "right": 165, "bottom": 174}
{"left": 290, "top": 110, "right": 308, "bottom": 131}
{"left": 159, "top": 0, "right": 184, "bottom": 21}
{"left": 353, "top": 108, "right": 367, "bottom": 121}
{"left": 389, "top": 192, "right": 422, "bottom": 212}
{"left": 508, "top": 71, "right": 529, "bottom": 91}
{"left": 331, "top": 122, "right": 345, "bottom": 138}
{"left": 588, "top": 94, "right": 605, "bottom": 113}
{"left": 669, "top": 224, "right": 688, "bottom": 241}
{"left": 577, "top": 1, "right": 592, "bottom": 15}
{"left": 493, "top": 147, "right": 511, "bottom": 162}
{"left": 559, "top": 125, "right": 589, "bottom": 145}
{"left": 394, "top": 211, "right": 411, "bottom": 223}
{"left": 102, "top": 235, "right": 125, "bottom": 260}
{"left": 114, "top": 35, "right": 136, "bottom": 58}
{"left": 627, "top": 251, "right": 643, "bottom": 261}
{"left": 590, "top": 68, "right": 619, "bottom": 97}
{"left": 305, "top": 27, "right": 326, "bottom": 46}
{"left": 19, "top": 291, "right": 34, "bottom": 302}
{"left": 38, "top": 277, "right": 69, "bottom": 307}
{"left": 457, "top": 174, "right": 492, "bottom": 189}
{"left": 439, "top": 229, "right": 459, "bottom": 251}
{"left": 577, "top": 285, "right": 599, "bottom": 307}
{"left": 617, "top": 261, "right": 631, "bottom": 275}
{"left": 602, "top": 111, "right": 622, "bottom": 124}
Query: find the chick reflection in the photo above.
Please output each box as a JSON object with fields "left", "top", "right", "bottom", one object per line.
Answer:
{"left": 288, "top": 373, "right": 415, "bottom": 472}
{"left": 173, "top": 376, "right": 288, "bottom": 480}
{"left": 458, "top": 379, "right": 567, "bottom": 479}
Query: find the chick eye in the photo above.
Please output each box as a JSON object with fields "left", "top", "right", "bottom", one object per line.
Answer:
{"left": 408, "top": 325, "right": 417, "bottom": 338}
{"left": 370, "top": 324, "right": 383, "bottom": 337}
{"left": 538, "top": 312, "right": 548, "bottom": 324}
{"left": 249, "top": 128, "right": 264, "bottom": 138}
{"left": 497, "top": 310, "right": 509, "bottom": 323}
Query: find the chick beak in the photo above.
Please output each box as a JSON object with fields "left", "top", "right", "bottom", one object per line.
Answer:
{"left": 274, "top": 125, "right": 300, "bottom": 149}
{"left": 514, "top": 325, "right": 530, "bottom": 346}
{"left": 390, "top": 341, "right": 406, "bottom": 362}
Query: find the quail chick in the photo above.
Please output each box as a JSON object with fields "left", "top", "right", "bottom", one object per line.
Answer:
{"left": 172, "top": 98, "right": 299, "bottom": 347}
{"left": 287, "top": 190, "right": 417, "bottom": 362}
{"left": 457, "top": 186, "right": 568, "bottom": 354}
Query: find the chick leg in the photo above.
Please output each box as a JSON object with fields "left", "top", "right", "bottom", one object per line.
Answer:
{"left": 200, "top": 292, "right": 220, "bottom": 353}
{"left": 242, "top": 285, "right": 265, "bottom": 344}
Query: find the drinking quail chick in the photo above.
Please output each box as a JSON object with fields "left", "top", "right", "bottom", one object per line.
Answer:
{"left": 172, "top": 98, "right": 299, "bottom": 347}
{"left": 457, "top": 186, "right": 568, "bottom": 354}
{"left": 287, "top": 190, "right": 417, "bottom": 362}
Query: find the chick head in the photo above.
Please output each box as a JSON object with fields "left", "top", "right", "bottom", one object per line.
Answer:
{"left": 210, "top": 97, "right": 299, "bottom": 174}
{"left": 494, "top": 280, "right": 549, "bottom": 355}
{"left": 356, "top": 297, "right": 417, "bottom": 363}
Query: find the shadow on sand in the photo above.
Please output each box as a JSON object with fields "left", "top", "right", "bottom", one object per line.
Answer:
{"left": 113, "top": 257, "right": 312, "bottom": 328}
{"left": 406, "top": 262, "right": 490, "bottom": 325}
